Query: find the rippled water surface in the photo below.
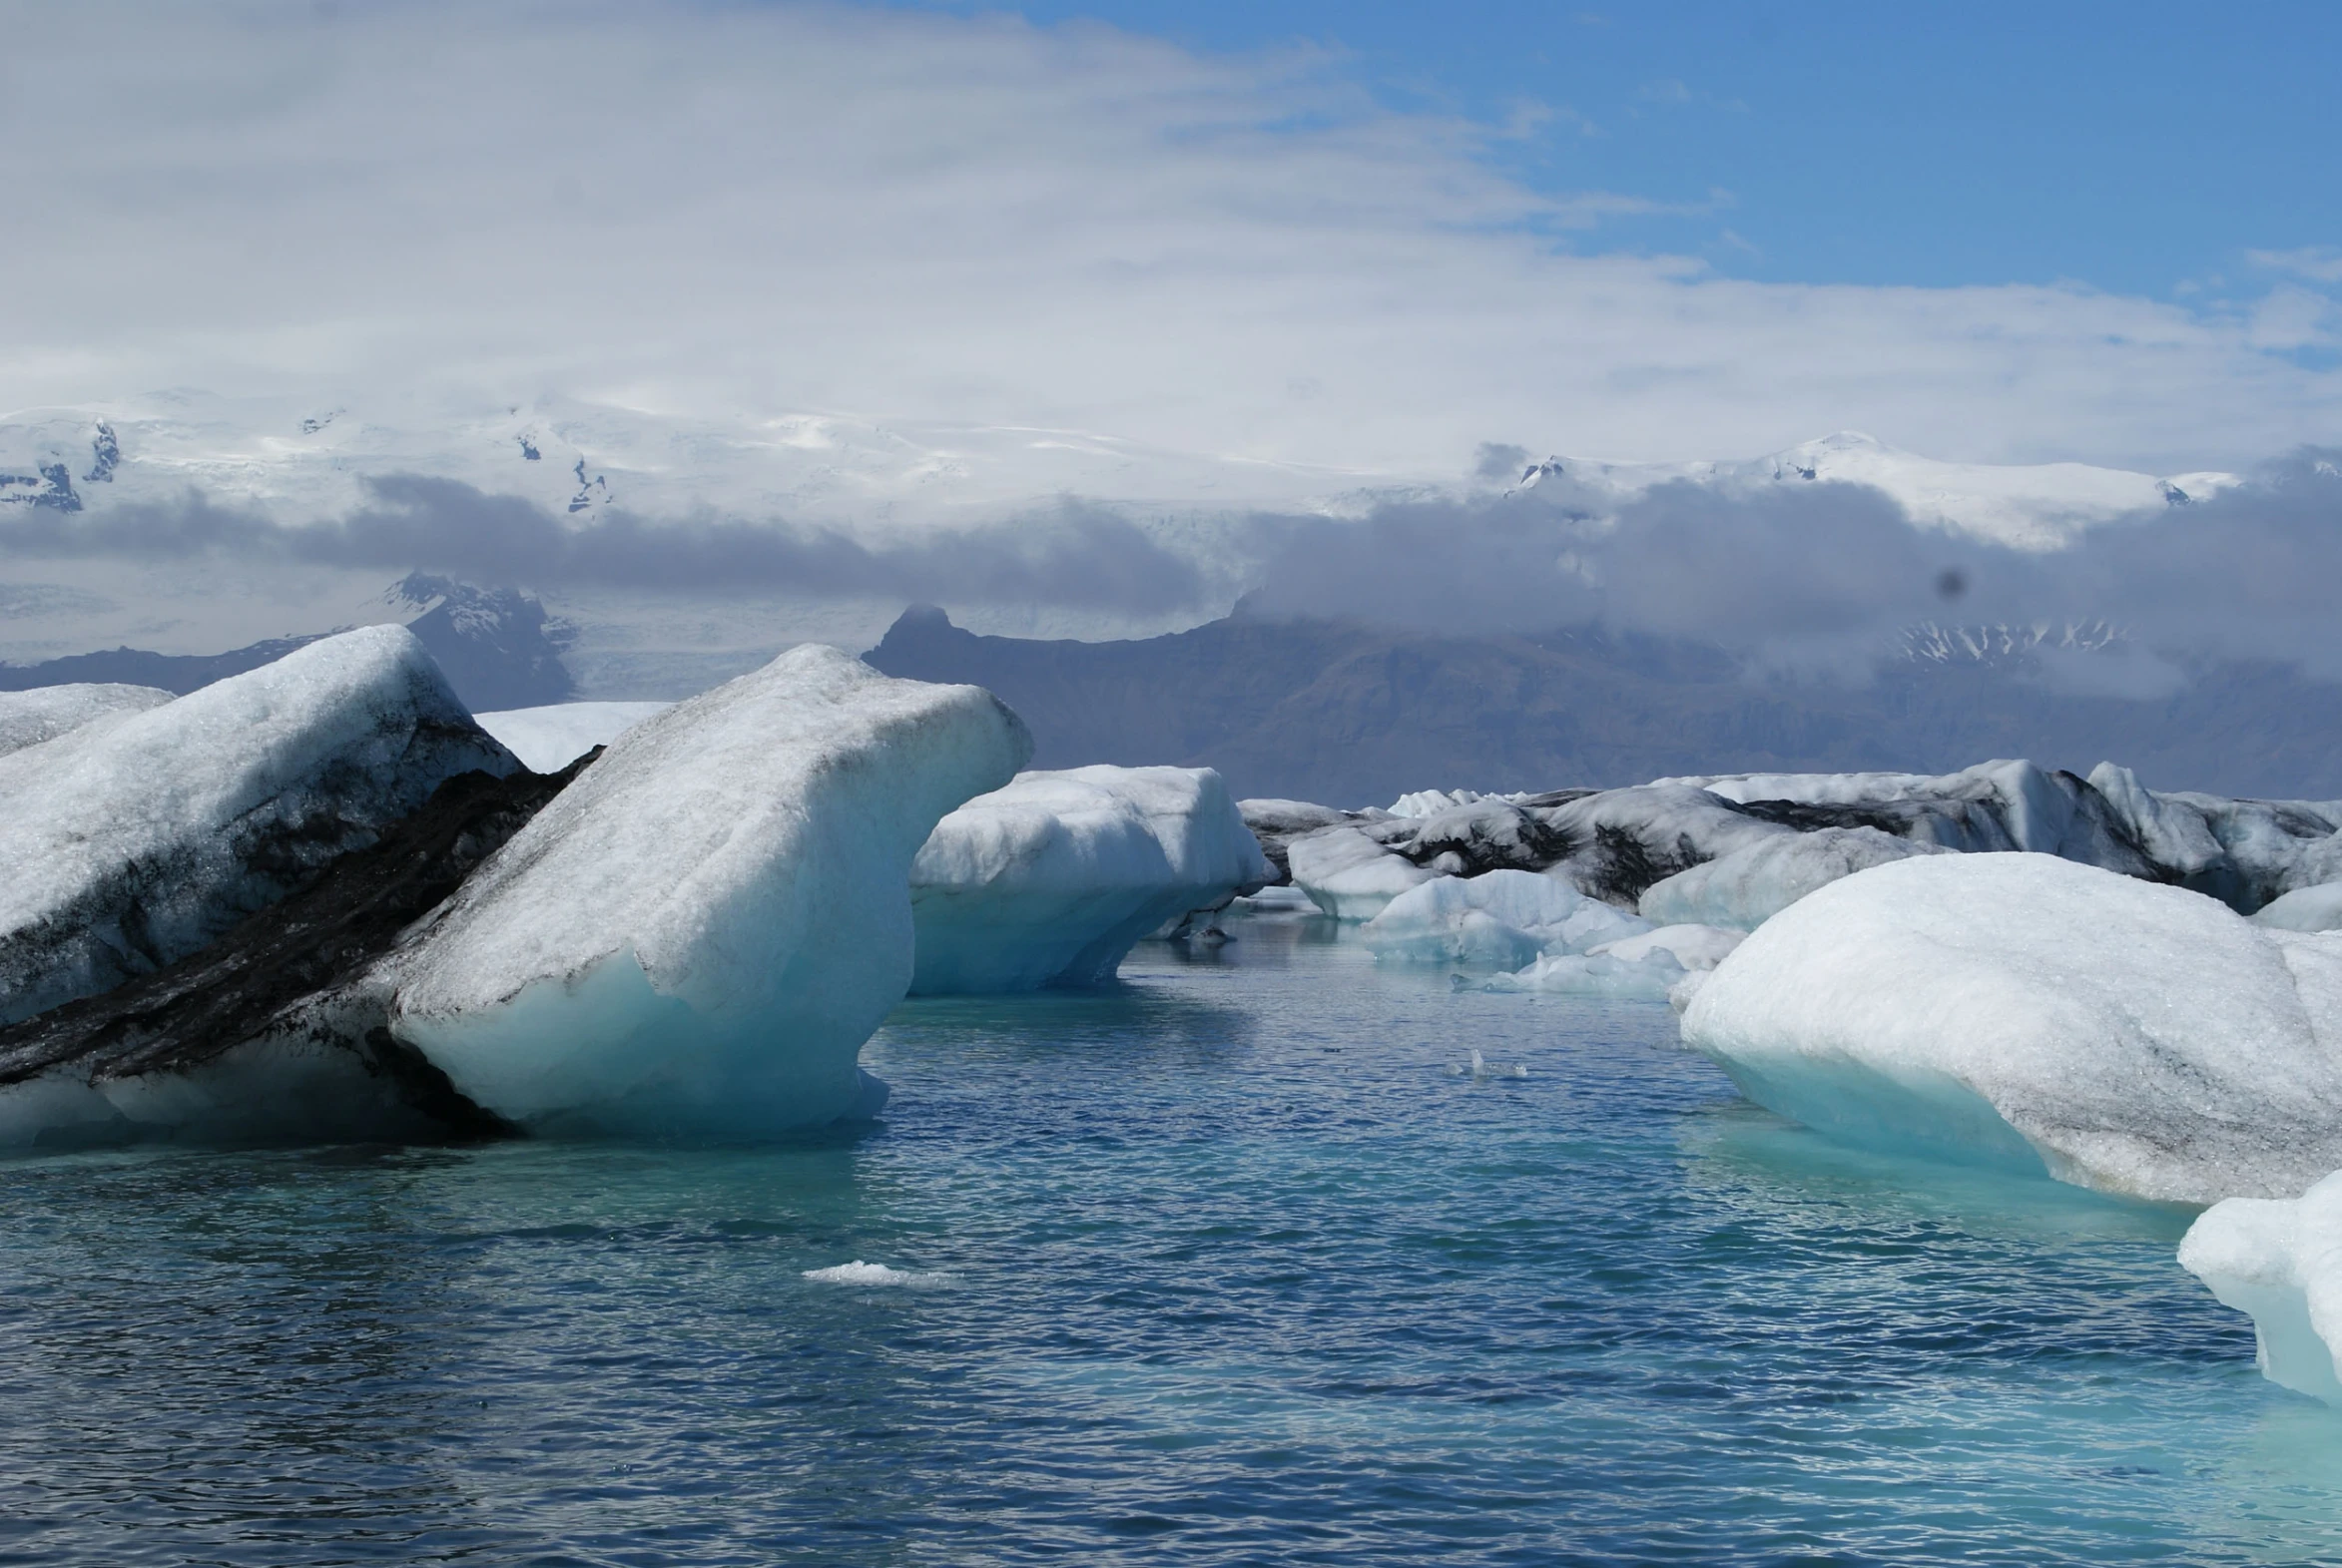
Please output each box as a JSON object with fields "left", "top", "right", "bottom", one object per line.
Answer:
{"left": 5, "top": 911, "right": 2340, "bottom": 1565}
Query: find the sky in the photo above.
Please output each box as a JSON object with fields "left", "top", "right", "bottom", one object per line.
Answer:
{"left": 0, "top": 0, "right": 2334, "bottom": 479}
{"left": 923, "top": 1, "right": 2342, "bottom": 307}
{"left": 0, "top": 0, "right": 2338, "bottom": 672}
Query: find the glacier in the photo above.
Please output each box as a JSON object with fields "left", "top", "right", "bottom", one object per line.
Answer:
{"left": 2179, "top": 1172, "right": 2342, "bottom": 1405}
{"left": 473, "top": 700, "right": 672, "bottom": 773}
{"left": 0, "top": 683, "right": 174, "bottom": 757}
{"left": 907, "top": 765, "right": 1270, "bottom": 993}
{"left": 0, "top": 626, "right": 516, "bottom": 1025}
{"left": 383, "top": 645, "right": 1030, "bottom": 1136}
{"left": 1680, "top": 853, "right": 2342, "bottom": 1204}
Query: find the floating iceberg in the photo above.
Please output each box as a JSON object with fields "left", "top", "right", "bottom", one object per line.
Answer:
{"left": 1484, "top": 923, "right": 1741, "bottom": 1000}
{"left": 2256, "top": 883, "right": 2342, "bottom": 934}
{"left": 1288, "top": 824, "right": 1440, "bottom": 920}
{"left": 473, "top": 700, "right": 673, "bottom": 773}
{"left": 0, "top": 684, "right": 174, "bottom": 757}
{"left": 2180, "top": 1173, "right": 2342, "bottom": 1404}
{"left": 1638, "top": 826, "right": 1952, "bottom": 930}
{"left": 0, "top": 627, "right": 516, "bottom": 1025}
{"left": 1236, "top": 797, "right": 1354, "bottom": 882}
{"left": 385, "top": 646, "right": 1030, "bottom": 1136}
{"left": 1363, "top": 870, "right": 1645, "bottom": 966}
{"left": 907, "top": 765, "right": 1269, "bottom": 993}
{"left": 1681, "top": 853, "right": 2342, "bottom": 1203}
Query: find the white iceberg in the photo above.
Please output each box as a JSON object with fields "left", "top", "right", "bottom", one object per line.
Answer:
{"left": 0, "top": 627, "right": 516, "bottom": 1025}
{"left": 1484, "top": 923, "right": 1741, "bottom": 1000}
{"left": 2256, "top": 883, "right": 2342, "bottom": 934}
{"left": 906, "top": 765, "right": 1270, "bottom": 993}
{"left": 1288, "top": 824, "right": 1439, "bottom": 921}
{"left": 1638, "top": 826, "right": 1953, "bottom": 930}
{"left": 2179, "top": 1172, "right": 2342, "bottom": 1405}
{"left": 1363, "top": 870, "right": 1646, "bottom": 966}
{"left": 1680, "top": 852, "right": 2342, "bottom": 1203}
{"left": 385, "top": 645, "right": 1029, "bottom": 1136}
{"left": 473, "top": 700, "right": 673, "bottom": 773}
{"left": 0, "top": 683, "right": 174, "bottom": 758}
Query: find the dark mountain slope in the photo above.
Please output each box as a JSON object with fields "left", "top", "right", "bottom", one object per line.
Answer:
{"left": 867, "top": 606, "right": 2342, "bottom": 804}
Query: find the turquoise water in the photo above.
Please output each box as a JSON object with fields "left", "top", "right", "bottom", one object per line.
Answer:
{"left": 4, "top": 910, "right": 2340, "bottom": 1565}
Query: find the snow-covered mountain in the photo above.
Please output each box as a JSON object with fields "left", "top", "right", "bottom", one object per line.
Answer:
{"left": 0, "top": 395, "right": 2240, "bottom": 549}
{"left": 1507, "top": 430, "right": 2240, "bottom": 549}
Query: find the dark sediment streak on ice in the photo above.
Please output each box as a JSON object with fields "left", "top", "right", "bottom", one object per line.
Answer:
{"left": 0, "top": 753, "right": 597, "bottom": 1138}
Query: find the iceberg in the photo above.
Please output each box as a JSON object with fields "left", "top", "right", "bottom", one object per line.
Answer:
{"left": 1638, "top": 826, "right": 1953, "bottom": 930}
{"left": 1484, "top": 923, "right": 1741, "bottom": 1000}
{"left": 0, "top": 683, "right": 174, "bottom": 757}
{"left": 473, "top": 700, "right": 672, "bottom": 773}
{"left": 2256, "top": 882, "right": 2342, "bottom": 934}
{"left": 1288, "top": 824, "right": 1440, "bottom": 920}
{"left": 1363, "top": 870, "right": 1647, "bottom": 966}
{"left": 1236, "top": 797, "right": 1354, "bottom": 882}
{"left": 0, "top": 627, "right": 516, "bottom": 1025}
{"left": 2179, "top": 1172, "right": 2342, "bottom": 1405}
{"left": 907, "top": 765, "right": 1270, "bottom": 993}
{"left": 1681, "top": 853, "right": 2342, "bottom": 1203}
{"left": 385, "top": 645, "right": 1030, "bottom": 1136}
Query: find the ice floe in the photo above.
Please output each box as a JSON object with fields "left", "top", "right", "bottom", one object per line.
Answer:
{"left": 384, "top": 644, "right": 1030, "bottom": 1136}
{"left": 802, "top": 1260, "right": 957, "bottom": 1287}
{"left": 0, "top": 626, "right": 515, "bottom": 1025}
{"left": 907, "top": 765, "right": 1270, "bottom": 993}
{"left": 1681, "top": 852, "right": 2342, "bottom": 1203}
{"left": 1363, "top": 870, "right": 1645, "bottom": 967}
{"left": 1638, "top": 827, "right": 1953, "bottom": 930}
{"left": 473, "top": 700, "right": 672, "bottom": 773}
{"left": 2180, "top": 1173, "right": 2342, "bottom": 1404}
{"left": 0, "top": 683, "right": 173, "bottom": 757}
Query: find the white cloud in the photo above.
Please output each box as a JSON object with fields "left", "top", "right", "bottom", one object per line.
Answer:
{"left": 0, "top": 0, "right": 2334, "bottom": 481}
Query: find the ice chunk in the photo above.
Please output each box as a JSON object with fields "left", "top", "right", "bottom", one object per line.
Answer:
{"left": 0, "top": 684, "right": 173, "bottom": 757}
{"left": 0, "top": 627, "right": 516, "bottom": 1025}
{"left": 1638, "top": 826, "right": 1952, "bottom": 930}
{"left": 1288, "top": 824, "right": 1439, "bottom": 921}
{"left": 1388, "top": 787, "right": 1487, "bottom": 818}
{"left": 1363, "top": 869, "right": 1647, "bottom": 966}
{"left": 2255, "top": 883, "right": 2342, "bottom": 933}
{"left": 1237, "top": 796, "right": 1354, "bottom": 883}
{"left": 2179, "top": 1172, "right": 2342, "bottom": 1405}
{"left": 1486, "top": 950, "right": 1682, "bottom": 1001}
{"left": 907, "top": 765, "right": 1270, "bottom": 993}
{"left": 1682, "top": 852, "right": 2342, "bottom": 1203}
{"left": 473, "top": 700, "right": 672, "bottom": 773}
{"left": 1589, "top": 923, "right": 1745, "bottom": 970}
{"left": 386, "top": 646, "right": 1029, "bottom": 1136}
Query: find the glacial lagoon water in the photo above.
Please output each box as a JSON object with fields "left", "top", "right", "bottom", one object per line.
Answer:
{"left": 5, "top": 909, "right": 2342, "bottom": 1565}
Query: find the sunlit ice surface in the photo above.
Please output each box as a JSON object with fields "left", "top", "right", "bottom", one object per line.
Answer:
{"left": 0, "top": 910, "right": 2337, "bottom": 1564}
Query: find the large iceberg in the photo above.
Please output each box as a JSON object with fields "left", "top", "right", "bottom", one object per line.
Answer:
{"left": 473, "top": 700, "right": 673, "bottom": 773}
{"left": 907, "top": 765, "right": 1270, "bottom": 993}
{"left": 1681, "top": 853, "right": 2342, "bottom": 1203}
{"left": 2180, "top": 1172, "right": 2342, "bottom": 1405}
{"left": 384, "top": 645, "right": 1030, "bottom": 1136}
{"left": 0, "top": 627, "right": 516, "bottom": 1025}
{"left": 1638, "top": 826, "right": 1953, "bottom": 930}
{"left": 0, "top": 761, "right": 585, "bottom": 1151}
{"left": 0, "top": 684, "right": 174, "bottom": 757}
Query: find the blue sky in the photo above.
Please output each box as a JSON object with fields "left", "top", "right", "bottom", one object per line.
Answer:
{"left": 922, "top": 0, "right": 2340, "bottom": 301}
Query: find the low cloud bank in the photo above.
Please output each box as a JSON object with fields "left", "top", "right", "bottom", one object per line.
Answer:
{"left": 6, "top": 453, "right": 2341, "bottom": 683}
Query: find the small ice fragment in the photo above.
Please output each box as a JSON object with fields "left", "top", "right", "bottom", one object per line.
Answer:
{"left": 802, "top": 1260, "right": 954, "bottom": 1287}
